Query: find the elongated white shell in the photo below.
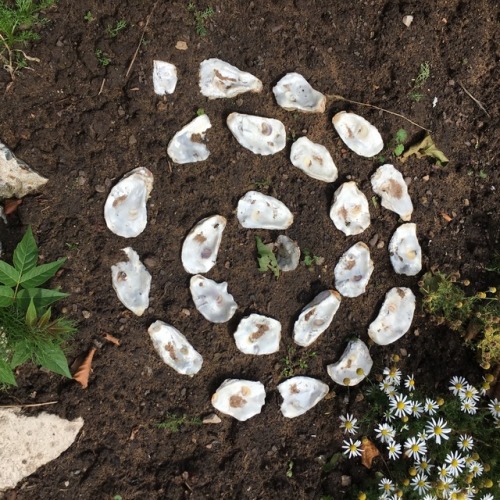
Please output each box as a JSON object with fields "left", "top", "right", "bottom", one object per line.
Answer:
{"left": 334, "top": 242, "right": 374, "bottom": 297}
{"left": 227, "top": 113, "right": 286, "bottom": 155}
{"left": 189, "top": 275, "right": 237, "bottom": 323}
{"left": 294, "top": 290, "right": 341, "bottom": 347}
{"left": 273, "top": 73, "right": 326, "bottom": 113}
{"left": 368, "top": 287, "right": 416, "bottom": 345}
{"left": 199, "top": 58, "right": 263, "bottom": 99}
{"left": 111, "top": 248, "right": 151, "bottom": 316}
{"left": 181, "top": 215, "right": 226, "bottom": 274}
{"left": 276, "top": 235, "right": 300, "bottom": 272}
{"left": 211, "top": 379, "right": 266, "bottom": 421}
{"left": 290, "top": 137, "right": 338, "bottom": 182}
{"left": 234, "top": 314, "right": 281, "bottom": 355}
{"left": 371, "top": 164, "right": 413, "bottom": 221}
{"left": 148, "top": 320, "right": 203, "bottom": 376}
{"left": 330, "top": 182, "right": 370, "bottom": 236}
{"left": 332, "top": 111, "right": 384, "bottom": 158}
{"left": 389, "top": 223, "right": 422, "bottom": 276}
{"left": 327, "top": 338, "right": 373, "bottom": 386}
{"left": 104, "top": 167, "right": 153, "bottom": 238}
{"left": 278, "top": 377, "right": 329, "bottom": 418}
{"left": 152, "top": 60, "right": 177, "bottom": 95}
{"left": 167, "top": 115, "right": 212, "bottom": 164}
{"left": 237, "top": 191, "right": 293, "bottom": 230}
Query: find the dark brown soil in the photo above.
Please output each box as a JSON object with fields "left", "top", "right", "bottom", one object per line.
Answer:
{"left": 0, "top": 0, "right": 498, "bottom": 498}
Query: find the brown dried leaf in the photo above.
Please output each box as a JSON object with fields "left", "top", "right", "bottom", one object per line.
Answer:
{"left": 103, "top": 333, "right": 121, "bottom": 346}
{"left": 4, "top": 199, "right": 22, "bottom": 215}
{"left": 361, "top": 438, "right": 380, "bottom": 469}
{"left": 73, "top": 348, "right": 97, "bottom": 389}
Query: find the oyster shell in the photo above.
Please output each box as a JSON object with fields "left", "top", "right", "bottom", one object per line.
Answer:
{"left": 293, "top": 290, "right": 341, "bottom": 347}
{"left": 148, "top": 320, "right": 203, "bottom": 376}
{"left": 368, "top": 287, "right": 416, "bottom": 345}
{"left": 389, "top": 223, "right": 422, "bottom": 276}
{"left": 227, "top": 113, "right": 286, "bottom": 156}
{"left": 334, "top": 242, "right": 374, "bottom": 297}
{"left": 199, "top": 58, "right": 263, "bottom": 99}
{"left": 276, "top": 235, "right": 300, "bottom": 272}
{"left": 330, "top": 181, "right": 370, "bottom": 236}
{"left": 111, "top": 247, "right": 151, "bottom": 316}
{"left": 273, "top": 73, "right": 326, "bottom": 113}
{"left": 211, "top": 379, "right": 266, "bottom": 421}
{"left": 237, "top": 191, "right": 293, "bottom": 230}
{"left": 167, "top": 115, "right": 212, "bottom": 164}
{"left": 181, "top": 215, "right": 226, "bottom": 274}
{"left": 371, "top": 164, "right": 413, "bottom": 221}
{"left": 290, "top": 137, "right": 338, "bottom": 182}
{"left": 189, "top": 275, "right": 237, "bottom": 323}
{"left": 332, "top": 111, "right": 384, "bottom": 158}
{"left": 327, "top": 338, "right": 373, "bottom": 386}
{"left": 278, "top": 376, "right": 329, "bottom": 418}
{"left": 152, "top": 60, "right": 177, "bottom": 95}
{"left": 234, "top": 313, "right": 281, "bottom": 355}
{"left": 104, "top": 167, "right": 153, "bottom": 238}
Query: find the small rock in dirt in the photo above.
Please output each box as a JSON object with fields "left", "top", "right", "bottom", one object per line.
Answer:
{"left": 422, "top": 175, "right": 430, "bottom": 182}
{"left": 355, "top": 393, "right": 364, "bottom": 402}
{"left": 402, "top": 15, "right": 413, "bottom": 27}
{"left": 56, "top": 38, "right": 64, "bottom": 47}
{"left": 129, "top": 135, "right": 137, "bottom": 146}
{"left": 181, "top": 308, "right": 191, "bottom": 316}
{"left": 376, "top": 240, "right": 385, "bottom": 249}
{"left": 404, "top": 176, "right": 411, "bottom": 186}
{"left": 144, "top": 256, "right": 158, "bottom": 268}
{"left": 399, "top": 348, "right": 408, "bottom": 357}
{"left": 77, "top": 176, "right": 86, "bottom": 186}
{"left": 414, "top": 329, "right": 420, "bottom": 337}
{"left": 117, "top": 106, "right": 126, "bottom": 117}
{"left": 341, "top": 475, "right": 352, "bottom": 487}
{"left": 95, "top": 185, "right": 106, "bottom": 193}
{"left": 176, "top": 41, "right": 188, "bottom": 50}
{"left": 82, "top": 310, "right": 91, "bottom": 319}
{"left": 369, "top": 234, "right": 379, "bottom": 247}
{"left": 464, "top": 198, "right": 470, "bottom": 206}
{"left": 202, "top": 413, "right": 222, "bottom": 424}
{"left": 448, "top": 80, "right": 455, "bottom": 86}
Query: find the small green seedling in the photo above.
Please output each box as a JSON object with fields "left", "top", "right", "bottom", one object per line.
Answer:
{"left": 408, "top": 61, "right": 430, "bottom": 102}
{"left": 286, "top": 460, "right": 294, "bottom": 478}
{"left": 155, "top": 413, "right": 202, "bottom": 432}
{"left": 95, "top": 48, "right": 111, "bottom": 66}
{"left": 256, "top": 236, "right": 280, "bottom": 278}
{"left": 252, "top": 178, "right": 272, "bottom": 190}
{"left": 302, "top": 248, "right": 323, "bottom": 268}
{"left": 83, "top": 11, "right": 94, "bottom": 22}
{"left": 196, "top": 107, "right": 205, "bottom": 116}
{"left": 392, "top": 128, "right": 407, "bottom": 157}
{"left": 281, "top": 346, "right": 317, "bottom": 377}
{"left": 187, "top": 2, "right": 214, "bottom": 36}
{"left": 106, "top": 19, "right": 127, "bottom": 38}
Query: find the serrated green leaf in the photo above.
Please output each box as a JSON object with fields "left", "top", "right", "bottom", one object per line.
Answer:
{"left": 0, "top": 260, "right": 20, "bottom": 287}
{"left": 25, "top": 299, "right": 37, "bottom": 326}
{"left": 0, "top": 286, "right": 14, "bottom": 307}
{"left": 16, "top": 287, "right": 69, "bottom": 310}
{"left": 34, "top": 342, "right": 71, "bottom": 378}
{"left": 13, "top": 226, "right": 38, "bottom": 274}
{"left": 19, "top": 258, "right": 66, "bottom": 288}
{"left": 0, "top": 358, "right": 17, "bottom": 386}
{"left": 393, "top": 144, "right": 404, "bottom": 156}
{"left": 255, "top": 236, "right": 280, "bottom": 278}
{"left": 10, "top": 342, "right": 32, "bottom": 369}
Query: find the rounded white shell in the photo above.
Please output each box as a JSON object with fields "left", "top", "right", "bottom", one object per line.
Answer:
{"left": 293, "top": 290, "right": 341, "bottom": 347}
{"left": 371, "top": 164, "right": 413, "bottom": 221}
{"left": 211, "top": 379, "right": 266, "bottom": 421}
{"left": 278, "top": 376, "right": 329, "bottom": 418}
{"left": 389, "top": 223, "right": 422, "bottom": 276}
{"left": 167, "top": 115, "right": 212, "bottom": 164}
{"left": 152, "top": 60, "right": 177, "bottom": 95}
{"left": 332, "top": 111, "right": 384, "bottom": 158}
{"left": 290, "top": 137, "right": 338, "bottom": 182}
{"left": 104, "top": 167, "right": 153, "bottom": 238}
{"left": 330, "top": 181, "right": 371, "bottom": 236}
{"left": 189, "top": 275, "right": 237, "bottom": 323}
{"left": 234, "top": 314, "right": 281, "bottom": 355}
{"left": 227, "top": 113, "right": 286, "bottom": 156}
{"left": 148, "top": 320, "right": 203, "bottom": 376}
{"left": 334, "top": 242, "right": 374, "bottom": 297}
{"left": 111, "top": 247, "right": 151, "bottom": 316}
{"left": 276, "top": 235, "right": 300, "bottom": 272}
{"left": 327, "top": 338, "right": 373, "bottom": 386}
{"left": 273, "top": 73, "right": 326, "bottom": 113}
{"left": 368, "top": 287, "right": 416, "bottom": 345}
{"left": 199, "top": 58, "right": 263, "bottom": 99}
{"left": 181, "top": 215, "right": 226, "bottom": 274}
{"left": 237, "top": 191, "right": 293, "bottom": 230}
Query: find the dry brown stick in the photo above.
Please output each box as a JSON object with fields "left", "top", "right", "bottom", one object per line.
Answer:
{"left": 458, "top": 81, "right": 491, "bottom": 118}
{"left": 125, "top": 0, "right": 159, "bottom": 79}
{"left": 0, "top": 401, "right": 58, "bottom": 409}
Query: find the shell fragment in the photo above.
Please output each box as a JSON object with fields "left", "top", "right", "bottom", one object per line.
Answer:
{"left": 234, "top": 314, "right": 281, "bottom": 355}
{"left": 327, "top": 338, "right": 373, "bottom": 386}
{"left": 273, "top": 73, "right": 326, "bottom": 113}
{"left": 389, "top": 223, "right": 422, "bottom": 276}
{"left": 237, "top": 191, "right": 293, "bottom": 230}
{"left": 290, "top": 137, "right": 338, "bottom": 182}
{"left": 167, "top": 115, "right": 212, "bottom": 164}
{"left": 278, "top": 377, "right": 329, "bottom": 418}
{"left": 152, "top": 60, "right": 177, "bottom": 95}
{"left": 334, "top": 242, "right": 374, "bottom": 297}
{"left": 276, "top": 235, "right": 300, "bottom": 272}
{"left": 330, "top": 181, "right": 370, "bottom": 236}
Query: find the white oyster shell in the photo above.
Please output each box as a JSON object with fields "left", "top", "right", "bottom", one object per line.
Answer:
{"left": 104, "top": 167, "right": 153, "bottom": 238}
{"left": 181, "top": 215, "right": 226, "bottom": 274}
{"left": 389, "top": 223, "right": 422, "bottom": 276}
{"left": 189, "top": 275, "right": 237, "bottom": 323}
{"left": 273, "top": 73, "right": 326, "bottom": 113}
{"left": 227, "top": 113, "right": 286, "bottom": 156}
{"left": 111, "top": 247, "right": 151, "bottom": 316}
{"left": 327, "top": 338, "right": 373, "bottom": 386}
{"left": 152, "top": 60, "right": 177, "bottom": 95}
{"left": 237, "top": 191, "right": 293, "bottom": 230}
{"left": 167, "top": 115, "right": 212, "bottom": 164}
{"left": 368, "top": 287, "right": 416, "bottom": 345}
{"left": 334, "top": 242, "right": 374, "bottom": 297}
{"left": 290, "top": 137, "right": 338, "bottom": 182}
{"left": 278, "top": 376, "right": 329, "bottom": 418}
{"left": 332, "top": 111, "right": 384, "bottom": 158}
{"left": 330, "top": 181, "right": 370, "bottom": 236}
{"left": 293, "top": 290, "right": 341, "bottom": 347}
{"left": 211, "top": 379, "right": 266, "bottom": 421}
{"left": 234, "top": 314, "right": 281, "bottom": 355}
{"left": 371, "top": 164, "right": 413, "bottom": 221}
{"left": 276, "top": 235, "right": 300, "bottom": 272}
{"left": 148, "top": 320, "right": 203, "bottom": 376}
{"left": 199, "top": 58, "right": 263, "bottom": 99}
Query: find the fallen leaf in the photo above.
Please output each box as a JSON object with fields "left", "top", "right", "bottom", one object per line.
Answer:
{"left": 3, "top": 199, "right": 22, "bottom": 215}
{"left": 73, "top": 348, "right": 96, "bottom": 389}
{"left": 175, "top": 41, "right": 188, "bottom": 50}
{"left": 400, "top": 134, "right": 449, "bottom": 165}
{"left": 103, "top": 333, "right": 121, "bottom": 346}
{"left": 361, "top": 438, "right": 380, "bottom": 469}
{"left": 441, "top": 212, "right": 453, "bottom": 222}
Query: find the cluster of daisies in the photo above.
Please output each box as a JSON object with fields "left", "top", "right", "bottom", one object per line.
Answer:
{"left": 339, "top": 368, "right": 499, "bottom": 499}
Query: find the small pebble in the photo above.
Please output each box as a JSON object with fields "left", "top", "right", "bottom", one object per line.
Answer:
{"left": 224, "top": 261, "right": 231, "bottom": 269}
{"left": 202, "top": 413, "right": 222, "bottom": 424}
{"left": 77, "top": 176, "right": 86, "bottom": 186}
{"left": 376, "top": 241, "right": 385, "bottom": 249}
{"left": 464, "top": 199, "right": 470, "bottom": 206}
{"left": 422, "top": 175, "right": 430, "bottom": 182}
{"left": 175, "top": 41, "right": 188, "bottom": 50}
{"left": 95, "top": 185, "right": 106, "bottom": 193}
{"left": 341, "top": 475, "right": 352, "bottom": 487}
{"left": 82, "top": 310, "right": 91, "bottom": 319}
{"left": 117, "top": 106, "right": 126, "bottom": 117}
{"left": 144, "top": 256, "right": 158, "bottom": 268}
{"left": 414, "top": 329, "right": 420, "bottom": 337}
{"left": 399, "top": 348, "right": 408, "bottom": 357}
{"left": 181, "top": 308, "right": 191, "bottom": 316}
{"left": 402, "top": 15, "right": 413, "bottom": 27}
{"left": 129, "top": 135, "right": 137, "bottom": 146}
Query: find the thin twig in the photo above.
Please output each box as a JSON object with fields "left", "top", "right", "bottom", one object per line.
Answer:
{"left": 125, "top": 0, "right": 158, "bottom": 79}
{"left": 326, "top": 94, "right": 432, "bottom": 132}
{"left": 98, "top": 78, "right": 106, "bottom": 95}
{"left": 458, "top": 81, "right": 491, "bottom": 118}
{"left": 0, "top": 401, "right": 58, "bottom": 409}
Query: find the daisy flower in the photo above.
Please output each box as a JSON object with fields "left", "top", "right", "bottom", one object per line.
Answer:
{"left": 339, "top": 413, "right": 359, "bottom": 435}
{"left": 424, "top": 398, "right": 439, "bottom": 415}
{"left": 405, "top": 374, "right": 416, "bottom": 391}
{"left": 480, "top": 494, "right": 495, "bottom": 500}
{"left": 415, "top": 457, "right": 434, "bottom": 474}
{"left": 342, "top": 438, "right": 362, "bottom": 458}
{"left": 468, "top": 460, "right": 483, "bottom": 477}
{"left": 379, "top": 478, "right": 394, "bottom": 494}
{"left": 389, "top": 393, "right": 412, "bottom": 417}
{"left": 386, "top": 440, "right": 401, "bottom": 460}
{"left": 480, "top": 377, "right": 490, "bottom": 395}
{"left": 404, "top": 436, "right": 427, "bottom": 460}
{"left": 461, "top": 399, "right": 478, "bottom": 415}
{"left": 410, "top": 400, "right": 424, "bottom": 418}
{"left": 449, "top": 375, "right": 467, "bottom": 395}
{"left": 459, "top": 384, "right": 480, "bottom": 403}
{"left": 437, "top": 464, "right": 450, "bottom": 479}
{"left": 375, "top": 423, "right": 396, "bottom": 444}
{"left": 457, "top": 434, "right": 474, "bottom": 451}
{"left": 379, "top": 380, "right": 395, "bottom": 394}
{"left": 488, "top": 398, "right": 500, "bottom": 419}
{"left": 438, "top": 477, "right": 455, "bottom": 495}
{"left": 383, "top": 367, "right": 402, "bottom": 385}
{"left": 410, "top": 472, "right": 430, "bottom": 495}
{"left": 425, "top": 417, "right": 451, "bottom": 444}
{"left": 445, "top": 450, "right": 465, "bottom": 477}
{"left": 422, "top": 495, "right": 438, "bottom": 500}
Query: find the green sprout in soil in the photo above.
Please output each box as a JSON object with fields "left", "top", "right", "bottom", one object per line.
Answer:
{"left": 256, "top": 236, "right": 280, "bottom": 279}
{"left": 95, "top": 48, "right": 111, "bottom": 66}
{"left": 196, "top": 107, "right": 205, "bottom": 116}
{"left": 106, "top": 19, "right": 127, "bottom": 38}
{"left": 286, "top": 460, "right": 294, "bottom": 478}
{"left": 0, "top": 0, "right": 57, "bottom": 78}
{"left": 83, "top": 10, "right": 94, "bottom": 22}
{"left": 281, "top": 346, "right": 317, "bottom": 377}
{"left": 302, "top": 248, "right": 323, "bottom": 269}
{"left": 252, "top": 178, "right": 272, "bottom": 190}
{"left": 376, "top": 128, "right": 408, "bottom": 163}
{"left": 155, "top": 412, "right": 202, "bottom": 433}
{"left": 187, "top": 2, "right": 214, "bottom": 36}
{"left": 408, "top": 61, "right": 430, "bottom": 102}
{"left": 0, "top": 226, "right": 75, "bottom": 386}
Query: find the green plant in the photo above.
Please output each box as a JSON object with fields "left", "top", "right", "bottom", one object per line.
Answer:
{"left": 392, "top": 128, "right": 408, "bottom": 157}
{"left": 0, "top": 0, "right": 56, "bottom": 77}
{"left": 286, "top": 460, "right": 294, "bottom": 478}
{"left": 106, "top": 19, "right": 127, "bottom": 38}
{"left": 155, "top": 413, "right": 202, "bottom": 432}
{"left": 281, "top": 346, "right": 317, "bottom": 377}
{"left": 256, "top": 236, "right": 280, "bottom": 278}
{"left": 302, "top": 248, "right": 323, "bottom": 268}
{"left": 252, "top": 178, "right": 272, "bottom": 190}
{"left": 401, "top": 134, "right": 449, "bottom": 166}
{"left": 408, "top": 62, "right": 430, "bottom": 102}
{"left": 83, "top": 10, "right": 93, "bottom": 22}
{"left": 95, "top": 48, "right": 111, "bottom": 66}
{"left": 0, "top": 226, "right": 75, "bottom": 386}
{"left": 196, "top": 107, "right": 205, "bottom": 116}
{"left": 187, "top": 2, "right": 214, "bottom": 36}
